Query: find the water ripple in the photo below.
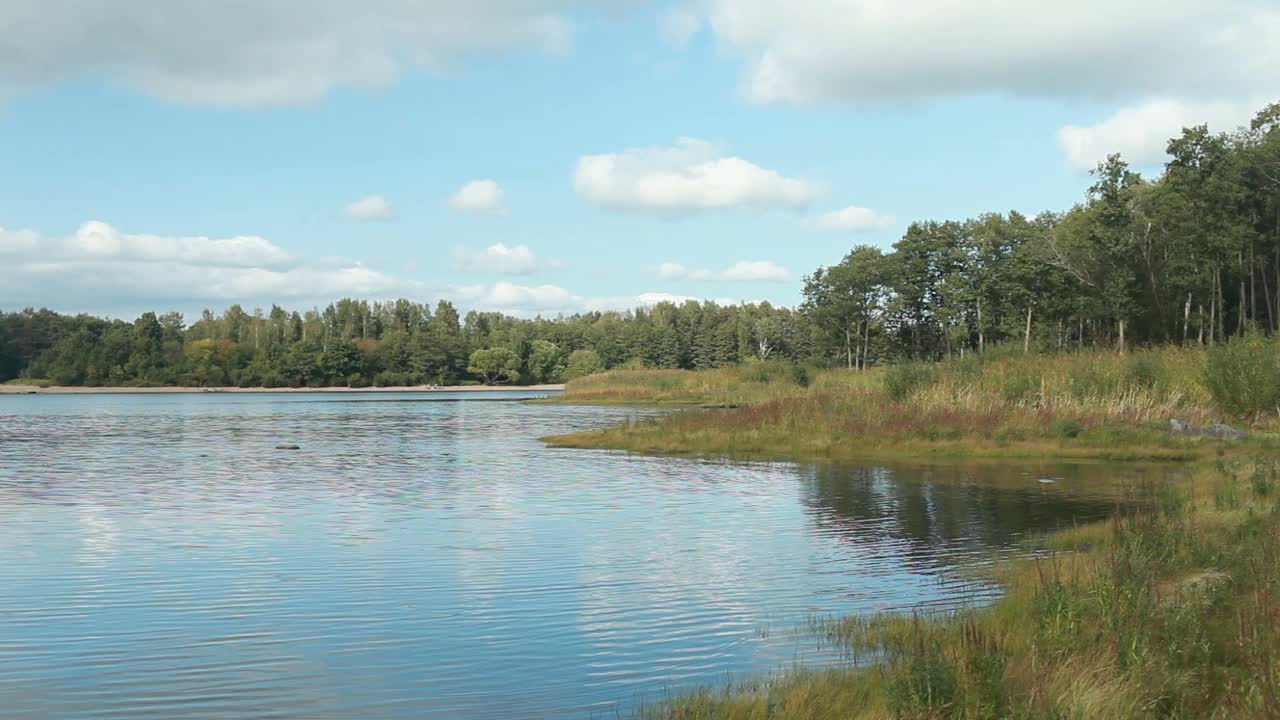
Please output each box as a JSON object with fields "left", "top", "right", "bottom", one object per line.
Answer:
{"left": 0, "top": 391, "right": 1150, "bottom": 718}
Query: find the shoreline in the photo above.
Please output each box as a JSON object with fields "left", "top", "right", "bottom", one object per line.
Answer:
{"left": 0, "top": 383, "right": 565, "bottom": 395}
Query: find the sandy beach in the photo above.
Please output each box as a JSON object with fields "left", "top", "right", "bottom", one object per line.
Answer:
{"left": 0, "top": 384, "right": 565, "bottom": 395}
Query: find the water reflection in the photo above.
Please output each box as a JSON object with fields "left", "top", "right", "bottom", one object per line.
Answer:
{"left": 0, "top": 392, "right": 1162, "bottom": 719}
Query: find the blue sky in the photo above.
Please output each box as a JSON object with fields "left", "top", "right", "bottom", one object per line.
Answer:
{"left": 0, "top": 1, "right": 1274, "bottom": 318}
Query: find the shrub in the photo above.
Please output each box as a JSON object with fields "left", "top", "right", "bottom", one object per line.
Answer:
{"left": 1053, "top": 419, "right": 1085, "bottom": 439}
{"left": 884, "top": 362, "right": 937, "bottom": 402}
{"left": 741, "top": 361, "right": 811, "bottom": 387}
{"left": 1204, "top": 331, "right": 1280, "bottom": 417}
{"left": 565, "top": 349, "right": 603, "bottom": 380}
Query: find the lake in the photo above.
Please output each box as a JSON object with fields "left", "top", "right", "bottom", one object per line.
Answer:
{"left": 0, "top": 391, "right": 1147, "bottom": 719}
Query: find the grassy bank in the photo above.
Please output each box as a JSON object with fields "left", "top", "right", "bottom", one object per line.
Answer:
{"left": 639, "top": 455, "right": 1280, "bottom": 719}
{"left": 544, "top": 347, "right": 1279, "bottom": 463}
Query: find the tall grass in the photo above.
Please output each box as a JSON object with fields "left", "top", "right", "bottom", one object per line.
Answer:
{"left": 642, "top": 457, "right": 1280, "bottom": 719}
{"left": 547, "top": 347, "right": 1263, "bottom": 463}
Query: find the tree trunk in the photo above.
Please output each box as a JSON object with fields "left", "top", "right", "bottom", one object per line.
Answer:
{"left": 1240, "top": 279, "right": 1247, "bottom": 333}
{"left": 1216, "top": 267, "right": 1226, "bottom": 341}
{"left": 1209, "top": 276, "right": 1217, "bottom": 346}
{"left": 1182, "top": 294, "right": 1192, "bottom": 344}
{"left": 845, "top": 327, "right": 853, "bottom": 370}
{"left": 862, "top": 319, "right": 871, "bottom": 370}
{"left": 1250, "top": 244, "right": 1258, "bottom": 328}
{"left": 1118, "top": 317, "right": 1126, "bottom": 354}
{"left": 1198, "top": 304, "right": 1205, "bottom": 345}
{"left": 1263, "top": 261, "right": 1276, "bottom": 333}
{"left": 1023, "top": 305, "right": 1033, "bottom": 355}
{"left": 976, "top": 297, "right": 984, "bottom": 354}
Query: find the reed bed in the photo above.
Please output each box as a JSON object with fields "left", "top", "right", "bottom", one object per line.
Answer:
{"left": 546, "top": 346, "right": 1277, "bottom": 463}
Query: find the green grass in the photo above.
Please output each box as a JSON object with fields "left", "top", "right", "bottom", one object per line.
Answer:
{"left": 544, "top": 348, "right": 1280, "bottom": 464}
{"left": 4, "top": 378, "right": 52, "bottom": 387}
{"left": 637, "top": 456, "right": 1280, "bottom": 719}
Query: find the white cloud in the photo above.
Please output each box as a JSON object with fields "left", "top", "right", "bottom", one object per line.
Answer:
{"left": 660, "top": 7, "right": 702, "bottom": 46}
{"left": 342, "top": 194, "right": 395, "bottom": 221}
{"left": 657, "top": 259, "right": 790, "bottom": 282}
{"left": 448, "top": 179, "right": 508, "bottom": 215}
{"left": 0, "top": 227, "right": 40, "bottom": 254}
{"left": 451, "top": 243, "right": 559, "bottom": 275}
{"left": 0, "top": 220, "right": 411, "bottom": 313}
{"left": 702, "top": 0, "right": 1280, "bottom": 106}
{"left": 583, "top": 292, "right": 744, "bottom": 311}
{"left": 1058, "top": 98, "right": 1266, "bottom": 171}
{"left": 456, "top": 281, "right": 576, "bottom": 314}
{"left": 66, "top": 221, "right": 295, "bottom": 268}
{"left": 812, "top": 206, "right": 896, "bottom": 232}
{"left": 0, "top": 1, "right": 584, "bottom": 106}
{"left": 574, "top": 137, "right": 822, "bottom": 216}
{"left": 721, "top": 260, "right": 789, "bottom": 281}
{"left": 451, "top": 282, "right": 754, "bottom": 315}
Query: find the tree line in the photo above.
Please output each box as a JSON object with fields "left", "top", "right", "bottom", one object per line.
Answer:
{"left": 2, "top": 101, "right": 1278, "bottom": 386}
{"left": 0, "top": 300, "right": 812, "bottom": 387}
{"left": 804, "top": 101, "right": 1280, "bottom": 366}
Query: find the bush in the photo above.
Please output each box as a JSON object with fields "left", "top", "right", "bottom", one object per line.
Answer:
{"left": 884, "top": 362, "right": 937, "bottom": 402}
{"left": 741, "top": 360, "right": 811, "bottom": 387}
{"left": 1053, "top": 419, "right": 1085, "bottom": 439}
{"left": 565, "top": 349, "right": 603, "bottom": 380}
{"left": 1205, "top": 331, "right": 1280, "bottom": 417}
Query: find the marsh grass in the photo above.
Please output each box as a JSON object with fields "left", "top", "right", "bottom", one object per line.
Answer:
{"left": 545, "top": 347, "right": 1278, "bottom": 463}
{"left": 640, "top": 457, "right": 1280, "bottom": 719}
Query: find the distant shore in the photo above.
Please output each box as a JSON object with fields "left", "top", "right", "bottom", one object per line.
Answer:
{"left": 0, "top": 384, "right": 565, "bottom": 395}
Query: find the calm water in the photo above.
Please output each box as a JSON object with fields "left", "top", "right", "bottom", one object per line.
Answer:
{"left": 1, "top": 392, "right": 1145, "bottom": 719}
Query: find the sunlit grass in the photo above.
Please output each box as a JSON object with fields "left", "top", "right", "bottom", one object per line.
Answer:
{"left": 545, "top": 348, "right": 1280, "bottom": 463}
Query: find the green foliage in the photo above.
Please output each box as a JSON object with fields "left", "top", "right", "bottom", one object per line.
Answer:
{"left": 884, "top": 362, "right": 937, "bottom": 402}
{"left": 741, "top": 360, "right": 811, "bottom": 387}
{"left": 1052, "top": 419, "right": 1085, "bottom": 439}
{"left": 1204, "top": 331, "right": 1280, "bottom": 417}
{"left": 467, "top": 347, "right": 522, "bottom": 385}
{"left": 565, "top": 349, "right": 603, "bottom": 380}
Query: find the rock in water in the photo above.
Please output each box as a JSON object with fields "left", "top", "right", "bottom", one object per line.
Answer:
{"left": 275, "top": 444, "right": 301, "bottom": 450}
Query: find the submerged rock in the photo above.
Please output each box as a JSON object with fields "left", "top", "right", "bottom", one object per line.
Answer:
{"left": 1169, "top": 419, "right": 1248, "bottom": 441}
{"left": 275, "top": 444, "right": 301, "bottom": 450}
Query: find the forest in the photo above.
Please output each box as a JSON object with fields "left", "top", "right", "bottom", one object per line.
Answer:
{"left": 2, "top": 101, "right": 1279, "bottom": 388}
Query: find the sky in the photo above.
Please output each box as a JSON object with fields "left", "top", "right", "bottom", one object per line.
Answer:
{"left": 0, "top": 1, "right": 1276, "bottom": 319}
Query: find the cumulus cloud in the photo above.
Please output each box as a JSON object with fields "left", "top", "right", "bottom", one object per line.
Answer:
{"left": 0, "top": 1, "right": 585, "bottom": 106}
{"left": 0, "top": 220, "right": 410, "bottom": 314}
{"left": 65, "top": 221, "right": 296, "bottom": 269}
{"left": 342, "top": 195, "right": 395, "bottom": 221}
{"left": 811, "top": 206, "right": 896, "bottom": 232}
{"left": 1058, "top": 98, "right": 1266, "bottom": 171}
{"left": 657, "top": 259, "right": 790, "bottom": 281}
{"left": 702, "top": 0, "right": 1280, "bottom": 106}
{"left": 456, "top": 281, "right": 576, "bottom": 314}
{"left": 574, "top": 138, "right": 822, "bottom": 216}
{"left": 451, "top": 243, "right": 559, "bottom": 275}
{"left": 448, "top": 180, "right": 508, "bottom": 215}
